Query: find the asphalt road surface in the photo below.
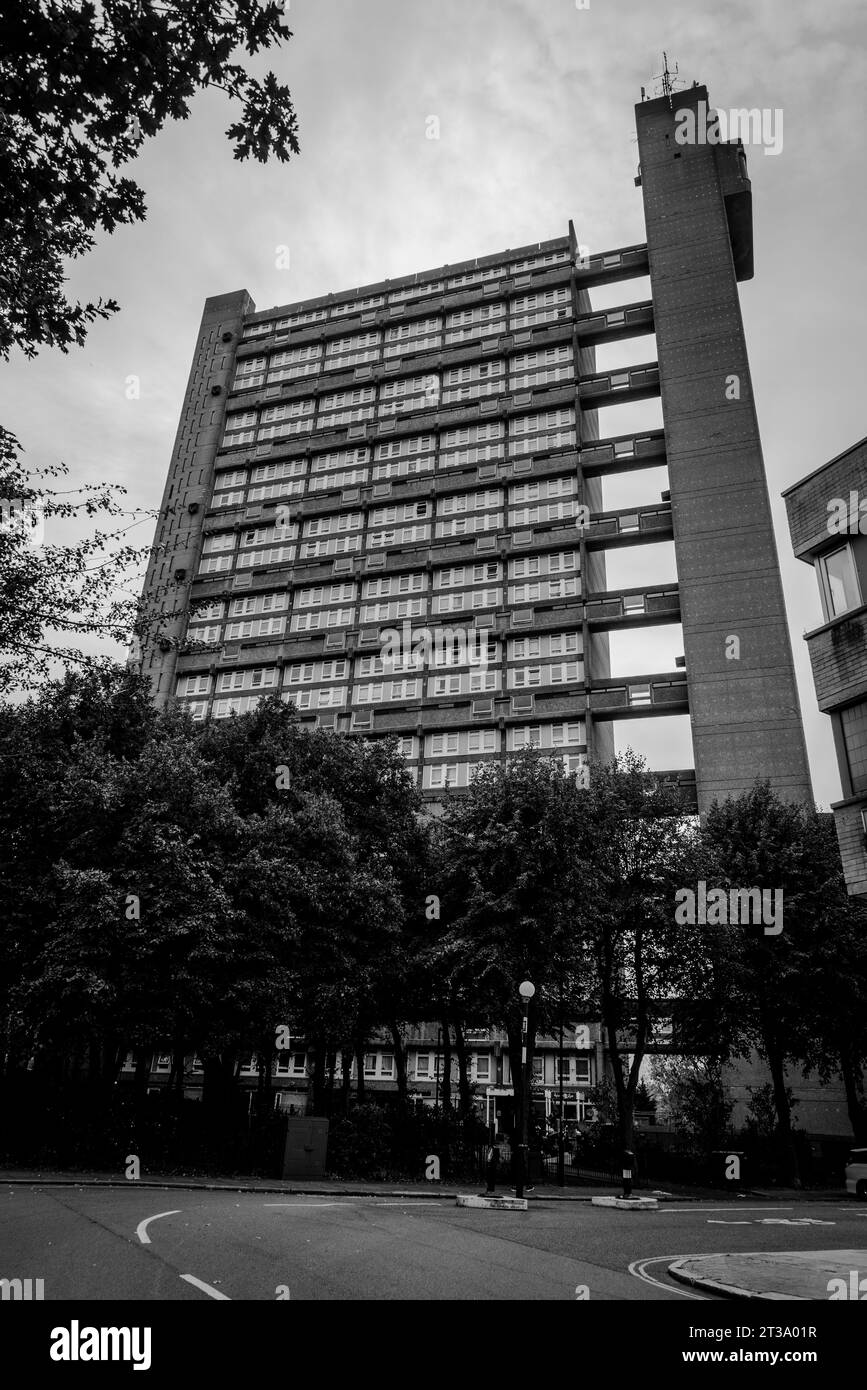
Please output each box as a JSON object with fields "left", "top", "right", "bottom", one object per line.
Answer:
{"left": 3, "top": 1185, "right": 866, "bottom": 1300}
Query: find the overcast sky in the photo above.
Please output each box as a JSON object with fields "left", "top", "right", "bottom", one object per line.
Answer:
{"left": 5, "top": 0, "right": 865, "bottom": 805}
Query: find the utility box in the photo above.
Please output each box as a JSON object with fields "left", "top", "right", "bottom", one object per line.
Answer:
{"left": 282, "top": 1117, "right": 329, "bottom": 1179}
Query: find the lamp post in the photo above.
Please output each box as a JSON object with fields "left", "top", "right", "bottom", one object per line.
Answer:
{"left": 557, "top": 972, "right": 565, "bottom": 1187}
{"left": 516, "top": 980, "right": 535, "bottom": 1199}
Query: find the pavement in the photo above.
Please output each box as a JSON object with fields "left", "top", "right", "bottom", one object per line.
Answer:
{"left": 0, "top": 1167, "right": 852, "bottom": 1204}
{"left": 670, "top": 1249, "right": 867, "bottom": 1300}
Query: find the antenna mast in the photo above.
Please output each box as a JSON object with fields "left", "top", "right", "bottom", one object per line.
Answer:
{"left": 652, "top": 51, "right": 681, "bottom": 108}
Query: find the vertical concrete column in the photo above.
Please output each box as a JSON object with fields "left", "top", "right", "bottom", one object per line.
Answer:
{"left": 136, "top": 289, "right": 254, "bottom": 706}
{"left": 636, "top": 88, "right": 812, "bottom": 809}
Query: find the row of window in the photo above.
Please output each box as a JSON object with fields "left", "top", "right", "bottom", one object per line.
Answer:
{"left": 191, "top": 589, "right": 581, "bottom": 628}
{"left": 214, "top": 473, "right": 579, "bottom": 526}
{"left": 241, "top": 258, "right": 572, "bottom": 339}
{"left": 214, "top": 428, "right": 580, "bottom": 493}
{"left": 198, "top": 506, "right": 582, "bottom": 580}
{"left": 123, "top": 1048, "right": 592, "bottom": 1085}
{"left": 198, "top": 557, "right": 576, "bottom": 607}
{"left": 222, "top": 401, "right": 577, "bottom": 455}
{"left": 182, "top": 661, "right": 583, "bottom": 701}
{"left": 233, "top": 343, "right": 575, "bottom": 397}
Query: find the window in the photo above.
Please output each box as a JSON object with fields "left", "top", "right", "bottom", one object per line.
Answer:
{"left": 274, "top": 1051, "right": 307, "bottom": 1077}
{"left": 202, "top": 533, "right": 235, "bottom": 554}
{"left": 225, "top": 616, "right": 285, "bottom": 640}
{"left": 555, "top": 1057, "right": 592, "bottom": 1085}
{"left": 430, "top": 732, "right": 460, "bottom": 756}
{"left": 178, "top": 674, "right": 211, "bottom": 696}
{"left": 467, "top": 729, "right": 497, "bottom": 753}
{"left": 186, "top": 624, "right": 221, "bottom": 644}
{"left": 473, "top": 1054, "right": 491, "bottom": 1081}
{"left": 819, "top": 545, "right": 861, "bottom": 619}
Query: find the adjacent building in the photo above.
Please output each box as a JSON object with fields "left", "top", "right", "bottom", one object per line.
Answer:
{"left": 784, "top": 435, "right": 867, "bottom": 897}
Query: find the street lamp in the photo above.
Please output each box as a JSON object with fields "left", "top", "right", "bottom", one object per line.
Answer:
{"left": 516, "top": 980, "right": 535, "bottom": 1199}
{"left": 557, "top": 971, "right": 566, "bottom": 1187}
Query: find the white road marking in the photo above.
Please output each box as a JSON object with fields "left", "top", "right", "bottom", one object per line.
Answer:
{"left": 758, "top": 1218, "right": 834, "bottom": 1225}
{"left": 628, "top": 1255, "right": 708, "bottom": 1300}
{"left": 662, "top": 1206, "right": 795, "bottom": 1214}
{"left": 135, "top": 1210, "right": 182, "bottom": 1244}
{"left": 180, "top": 1274, "right": 231, "bottom": 1300}
{"left": 372, "top": 1201, "right": 445, "bottom": 1206}
{"left": 263, "top": 1202, "right": 343, "bottom": 1209}
{"left": 707, "top": 1216, "right": 834, "bottom": 1226}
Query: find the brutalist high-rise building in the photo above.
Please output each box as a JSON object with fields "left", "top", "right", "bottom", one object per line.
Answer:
{"left": 137, "top": 84, "right": 812, "bottom": 814}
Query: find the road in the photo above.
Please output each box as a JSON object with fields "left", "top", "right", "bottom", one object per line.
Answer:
{"left": 3, "top": 1185, "right": 866, "bottom": 1300}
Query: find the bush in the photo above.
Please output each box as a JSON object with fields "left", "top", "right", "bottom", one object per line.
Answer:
{"left": 325, "top": 1102, "right": 486, "bottom": 1181}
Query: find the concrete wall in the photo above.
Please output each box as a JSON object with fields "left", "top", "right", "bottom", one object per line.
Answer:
{"left": 636, "top": 88, "right": 812, "bottom": 812}
{"left": 137, "top": 290, "right": 253, "bottom": 704}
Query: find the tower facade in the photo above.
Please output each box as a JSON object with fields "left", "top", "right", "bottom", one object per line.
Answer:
{"left": 136, "top": 85, "right": 811, "bottom": 814}
{"left": 635, "top": 85, "right": 812, "bottom": 809}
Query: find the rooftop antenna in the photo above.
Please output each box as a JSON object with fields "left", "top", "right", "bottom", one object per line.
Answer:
{"left": 652, "top": 51, "right": 682, "bottom": 108}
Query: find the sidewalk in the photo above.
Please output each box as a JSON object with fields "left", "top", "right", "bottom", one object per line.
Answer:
{"left": 0, "top": 1168, "right": 651, "bottom": 1200}
{"left": 0, "top": 1168, "right": 849, "bottom": 1203}
{"left": 670, "top": 1250, "right": 867, "bottom": 1300}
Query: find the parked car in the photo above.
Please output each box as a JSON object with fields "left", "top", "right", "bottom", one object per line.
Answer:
{"left": 845, "top": 1148, "right": 867, "bottom": 1197}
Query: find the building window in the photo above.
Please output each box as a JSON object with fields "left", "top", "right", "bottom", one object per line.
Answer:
{"left": 819, "top": 544, "right": 861, "bottom": 620}
{"left": 473, "top": 1053, "right": 491, "bottom": 1082}
{"left": 414, "top": 1052, "right": 434, "bottom": 1080}
{"left": 274, "top": 1052, "right": 307, "bottom": 1077}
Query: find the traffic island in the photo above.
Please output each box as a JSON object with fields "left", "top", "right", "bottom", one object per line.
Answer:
{"left": 456, "top": 1194, "right": 529, "bottom": 1211}
{"left": 669, "top": 1250, "right": 867, "bottom": 1300}
{"left": 591, "top": 1195, "right": 659, "bottom": 1210}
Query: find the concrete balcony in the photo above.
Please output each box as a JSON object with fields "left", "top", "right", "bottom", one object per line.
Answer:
{"left": 587, "top": 672, "right": 689, "bottom": 719}
{"left": 805, "top": 604, "right": 867, "bottom": 712}
{"left": 584, "top": 585, "right": 680, "bottom": 630}
{"left": 582, "top": 502, "right": 673, "bottom": 549}
{"left": 579, "top": 429, "right": 666, "bottom": 478}
{"left": 575, "top": 300, "right": 654, "bottom": 347}
{"left": 784, "top": 435, "right": 867, "bottom": 561}
{"left": 653, "top": 769, "right": 698, "bottom": 813}
{"left": 830, "top": 794, "right": 867, "bottom": 898}
{"left": 578, "top": 362, "right": 659, "bottom": 410}
{"left": 573, "top": 243, "right": 650, "bottom": 289}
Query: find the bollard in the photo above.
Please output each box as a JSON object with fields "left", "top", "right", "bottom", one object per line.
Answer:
{"left": 485, "top": 1142, "right": 500, "bottom": 1194}
{"left": 622, "top": 1148, "right": 635, "bottom": 1199}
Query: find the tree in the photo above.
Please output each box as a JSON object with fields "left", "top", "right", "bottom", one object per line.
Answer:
{"left": 801, "top": 902, "right": 867, "bottom": 1143}
{"left": 575, "top": 752, "right": 710, "bottom": 1156}
{"left": 650, "top": 1057, "right": 734, "bottom": 1154}
{"left": 0, "top": 679, "right": 423, "bottom": 1148}
{"left": 432, "top": 753, "right": 602, "bottom": 1154}
{"left": 701, "top": 783, "right": 858, "bottom": 1186}
{"left": 1, "top": 0, "right": 299, "bottom": 359}
{"left": 0, "top": 2, "right": 300, "bottom": 687}
{"left": 633, "top": 1079, "right": 656, "bottom": 1115}
{"left": 0, "top": 426, "right": 160, "bottom": 691}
